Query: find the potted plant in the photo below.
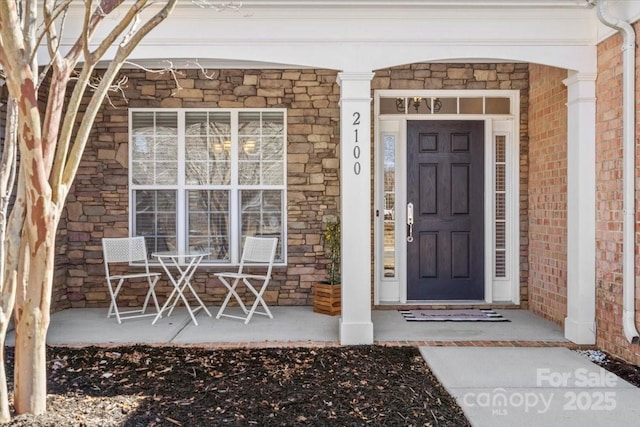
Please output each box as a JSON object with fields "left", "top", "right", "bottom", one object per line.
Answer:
{"left": 313, "top": 218, "right": 341, "bottom": 315}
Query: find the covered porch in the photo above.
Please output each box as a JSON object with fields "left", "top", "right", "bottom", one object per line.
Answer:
{"left": 47, "top": 1, "right": 640, "bottom": 359}
{"left": 11, "top": 307, "right": 567, "bottom": 347}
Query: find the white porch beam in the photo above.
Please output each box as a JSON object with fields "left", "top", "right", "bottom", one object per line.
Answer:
{"left": 52, "top": 4, "right": 598, "bottom": 73}
{"left": 337, "top": 72, "right": 374, "bottom": 345}
{"left": 563, "top": 71, "right": 597, "bottom": 345}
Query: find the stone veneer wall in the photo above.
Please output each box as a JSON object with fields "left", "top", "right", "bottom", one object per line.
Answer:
{"left": 372, "top": 63, "right": 530, "bottom": 307}
{"left": 527, "top": 64, "right": 568, "bottom": 326}
{"left": 58, "top": 63, "right": 530, "bottom": 311}
{"left": 595, "top": 24, "right": 640, "bottom": 365}
{"left": 63, "top": 68, "right": 341, "bottom": 309}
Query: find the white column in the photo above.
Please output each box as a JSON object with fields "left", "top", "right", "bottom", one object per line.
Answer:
{"left": 337, "top": 72, "right": 374, "bottom": 345}
{"left": 563, "top": 72, "right": 597, "bottom": 344}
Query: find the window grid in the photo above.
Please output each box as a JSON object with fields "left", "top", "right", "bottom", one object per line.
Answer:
{"left": 130, "top": 109, "right": 287, "bottom": 265}
{"left": 240, "top": 190, "right": 284, "bottom": 260}
{"left": 185, "top": 111, "right": 232, "bottom": 186}
{"left": 381, "top": 96, "right": 511, "bottom": 115}
{"left": 131, "top": 111, "right": 179, "bottom": 186}
{"left": 133, "top": 189, "right": 177, "bottom": 256}
{"left": 187, "top": 190, "right": 231, "bottom": 262}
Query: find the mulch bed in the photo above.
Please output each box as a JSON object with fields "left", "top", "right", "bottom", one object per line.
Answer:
{"left": 586, "top": 352, "right": 640, "bottom": 388}
{"left": 2, "top": 345, "right": 470, "bottom": 427}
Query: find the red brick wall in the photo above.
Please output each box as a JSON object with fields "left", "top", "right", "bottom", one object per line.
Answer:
{"left": 595, "top": 24, "right": 640, "bottom": 365}
{"left": 528, "top": 64, "right": 568, "bottom": 326}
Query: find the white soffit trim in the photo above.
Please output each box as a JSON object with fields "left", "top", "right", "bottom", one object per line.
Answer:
{"left": 113, "top": 58, "right": 313, "bottom": 70}
{"left": 194, "top": 0, "right": 591, "bottom": 8}
{"left": 42, "top": 2, "right": 599, "bottom": 70}
{"left": 56, "top": 3, "right": 597, "bottom": 45}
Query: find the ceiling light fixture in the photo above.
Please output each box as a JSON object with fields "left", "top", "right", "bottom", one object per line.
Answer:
{"left": 395, "top": 96, "right": 442, "bottom": 113}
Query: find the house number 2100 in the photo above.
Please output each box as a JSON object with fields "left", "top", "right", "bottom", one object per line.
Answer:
{"left": 352, "top": 112, "right": 361, "bottom": 175}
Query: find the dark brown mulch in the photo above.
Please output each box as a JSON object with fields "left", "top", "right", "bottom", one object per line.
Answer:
{"left": 581, "top": 350, "right": 640, "bottom": 388}
{"left": 605, "top": 358, "right": 640, "bottom": 388}
{"left": 1, "top": 345, "right": 470, "bottom": 427}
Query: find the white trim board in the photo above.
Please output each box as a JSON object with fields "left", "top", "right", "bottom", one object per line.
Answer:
{"left": 374, "top": 89, "right": 520, "bottom": 305}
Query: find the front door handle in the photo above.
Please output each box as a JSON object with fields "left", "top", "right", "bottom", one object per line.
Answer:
{"left": 407, "top": 202, "right": 414, "bottom": 243}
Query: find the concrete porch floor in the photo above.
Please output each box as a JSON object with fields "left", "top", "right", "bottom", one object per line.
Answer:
{"left": 6, "top": 307, "right": 567, "bottom": 347}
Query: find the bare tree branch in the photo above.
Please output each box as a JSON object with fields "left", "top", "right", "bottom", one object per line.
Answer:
{"left": 191, "top": 1, "right": 244, "bottom": 13}
{"left": 42, "top": 64, "right": 74, "bottom": 176}
{"left": 123, "top": 59, "right": 218, "bottom": 93}
{"left": 61, "top": 0, "right": 179, "bottom": 194}
{"left": 39, "top": 0, "right": 72, "bottom": 62}
{"left": 0, "top": 3, "right": 28, "bottom": 83}
{"left": 102, "top": 74, "right": 130, "bottom": 106}
{"left": 22, "top": 0, "right": 38, "bottom": 73}
{"left": 0, "top": 35, "right": 7, "bottom": 66}
{"left": 89, "top": 0, "right": 149, "bottom": 62}
{"left": 45, "top": 1, "right": 139, "bottom": 176}
{"left": 64, "top": 0, "right": 125, "bottom": 64}
{"left": 35, "top": 0, "right": 71, "bottom": 88}
{"left": 0, "top": 105, "right": 18, "bottom": 198}
{"left": 0, "top": 98, "right": 18, "bottom": 242}
{"left": 81, "top": 0, "right": 94, "bottom": 63}
{"left": 124, "top": 59, "right": 185, "bottom": 89}
{"left": 50, "top": 0, "right": 147, "bottom": 200}
{"left": 50, "top": 61, "right": 94, "bottom": 201}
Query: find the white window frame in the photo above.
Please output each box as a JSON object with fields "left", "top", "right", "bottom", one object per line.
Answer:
{"left": 128, "top": 108, "right": 288, "bottom": 266}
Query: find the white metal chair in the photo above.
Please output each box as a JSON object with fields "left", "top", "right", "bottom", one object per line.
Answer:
{"left": 215, "top": 236, "right": 278, "bottom": 324}
{"left": 102, "top": 236, "right": 161, "bottom": 323}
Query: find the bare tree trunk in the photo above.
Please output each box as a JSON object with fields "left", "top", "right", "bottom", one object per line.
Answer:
{"left": 0, "top": 0, "right": 178, "bottom": 417}
{"left": 13, "top": 228, "right": 55, "bottom": 415}
{"left": 0, "top": 98, "right": 18, "bottom": 422}
{"left": 11, "top": 125, "right": 56, "bottom": 413}
{"left": 10, "top": 83, "right": 56, "bottom": 415}
{"left": 4, "top": 68, "right": 53, "bottom": 416}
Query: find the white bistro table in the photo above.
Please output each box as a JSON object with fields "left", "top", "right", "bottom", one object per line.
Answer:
{"left": 151, "top": 251, "right": 212, "bottom": 326}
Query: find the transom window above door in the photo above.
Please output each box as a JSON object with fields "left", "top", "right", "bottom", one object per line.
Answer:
{"left": 380, "top": 96, "right": 511, "bottom": 115}
{"left": 129, "top": 109, "right": 287, "bottom": 264}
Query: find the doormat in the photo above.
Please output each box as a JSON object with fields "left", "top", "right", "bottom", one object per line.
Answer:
{"left": 399, "top": 309, "right": 509, "bottom": 322}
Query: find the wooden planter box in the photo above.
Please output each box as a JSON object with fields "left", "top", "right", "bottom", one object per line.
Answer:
{"left": 313, "top": 283, "right": 341, "bottom": 316}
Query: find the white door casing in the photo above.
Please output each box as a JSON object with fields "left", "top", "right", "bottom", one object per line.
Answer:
{"left": 374, "top": 90, "right": 520, "bottom": 305}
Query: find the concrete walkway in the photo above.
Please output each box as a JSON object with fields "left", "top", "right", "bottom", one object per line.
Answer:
{"left": 7, "top": 308, "right": 639, "bottom": 426}
{"left": 421, "top": 347, "right": 640, "bottom": 427}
